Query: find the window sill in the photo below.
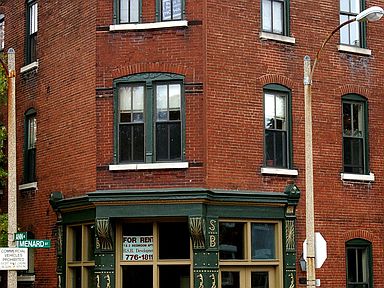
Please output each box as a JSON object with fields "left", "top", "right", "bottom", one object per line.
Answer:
{"left": 19, "top": 182, "right": 38, "bottom": 191}
{"left": 20, "top": 61, "right": 39, "bottom": 74}
{"left": 338, "top": 45, "right": 371, "bottom": 56}
{"left": 261, "top": 167, "right": 298, "bottom": 176}
{"left": 110, "top": 20, "right": 188, "bottom": 31}
{"left": 259, "top": 32, "right": 296, "bottom": 44}
{"left": 109, "top": 162, "right": 189, "bottom": 171}
{"left": 340, "top": 172, "right": 374, "bottom": 182}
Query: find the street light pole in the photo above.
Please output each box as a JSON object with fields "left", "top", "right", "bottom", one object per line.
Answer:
{"left": 303, "top": 6, "right": 383, "bottom": 288}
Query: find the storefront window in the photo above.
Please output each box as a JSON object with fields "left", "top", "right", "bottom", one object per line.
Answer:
{"left": 118, "top": 220, "right": 191, "bottom": 288}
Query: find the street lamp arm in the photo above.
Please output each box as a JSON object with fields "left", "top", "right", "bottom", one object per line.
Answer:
{"left": 310, "top": 17, "right": 355, "bottom": 81}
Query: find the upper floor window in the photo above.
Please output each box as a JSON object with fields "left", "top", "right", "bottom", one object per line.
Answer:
{"left": 26, "top": 0, "right": 38, "bottom": 64}
{"left": 264, "top": 84, "right": 292, "bottom": 169}
{"left": 346, "top": 239, "right": 372, "bottom": 288}
{"left": 340, "top": 0, "right": 365, "bottom": 47}
{"left": 0, "top": 14, "right": 4, "bottom": 51}
{"left": 115, "top": 73, "right": 185, "bottom": 164}
{"left": 118, "top": 0, "right": 140, "bottom": 23}
{"left": 160, "top": 0, "right": 183, "bottom": 21}
{"left": 342, "top": 94, "right": 368, "bottom": 174}
{"left": 24, "top": 109, "right": 37, "bottom": 183}
{"left": 262, "top": 0, "right": 288, "bottom": 35}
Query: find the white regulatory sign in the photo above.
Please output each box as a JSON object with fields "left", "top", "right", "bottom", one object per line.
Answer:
{"left": 0, "top": 248, "right": 28, "bottom": 270}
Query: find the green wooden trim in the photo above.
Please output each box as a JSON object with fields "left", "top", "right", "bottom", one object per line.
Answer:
{"left": 361, "top": 0, "right": 367, "bottom": 48}
{"left": 263, "top": 84, "right": 293, "bottom": 169}
{"left": 61, "top": 208, "right": 95, "bottom": 225}
{"left": 342, "top": 94, "right": 369, "bottom": 174}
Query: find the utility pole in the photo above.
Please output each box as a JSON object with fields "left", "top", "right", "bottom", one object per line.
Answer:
{"left": 6, "top": 48, "right": 17, "bottom": 288}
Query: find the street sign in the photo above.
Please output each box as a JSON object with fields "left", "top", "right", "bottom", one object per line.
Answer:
{"left": 17, "top": 239, "right": 51, "bottom": 249}
{"left": 303, "top": 232, "right": 327, "bottom": 268}
{"left": 14, "top": 232, "right": 28, "bottom": 241}
{"left": 0, "top": 248, "right": 28, "bottom": 270}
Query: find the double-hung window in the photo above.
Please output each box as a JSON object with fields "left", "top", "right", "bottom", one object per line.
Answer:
{"left": 342, "top": 94, "right": 368, "bottom": 174}
{"left": 340, "top": 0, "right": 365, "bottom": 47}
{"left": 115, "top": 73, "right": 184, "bottom": 164}
{"left": 158, "top": 0, "right": 183, "bottom": 21}
{"left": 346, "top": 239, "right": 372, "bottom": 288}
{"left": 263, "top": 84, "right": 292, "bottom": 169}
{"left": 24, "top": 109, "right": 37, "bottom": 183}
{"left": 261, "top": 0, "right": 288, "bottom": 35}
{"left": 26, "top": 0, "right": 38, "bottom": 64}
{"left": 118, "top": 0, "right": 140, "bottom": 23}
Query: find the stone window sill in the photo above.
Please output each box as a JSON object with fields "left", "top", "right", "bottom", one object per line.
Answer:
{"left": 259, "top": 32, "right": 296, "bottom": 44}
{"left": 18, "top": 274, "right": 35, "bottom": 282}
{"left": 20, "top": 61, "right": 39, "bottom": 74}
{"left": 338, "top": 44, "right": 371, "bottom": 56}
{"left": 110, "top": 20, "right": 188, "bottom": 31}
{"left": 109, "top": 162, "right": 189, "bottom": 171}
{"left": 19, "top": 182, "right": 38, "bottom": 191}
{"left": 340, "top": 172, "right": 374, "bottom": 182}
{"left": 261, "top": 167, "right": 298, "bottom": 176}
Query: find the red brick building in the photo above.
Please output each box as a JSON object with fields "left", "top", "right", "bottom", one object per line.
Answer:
{"left": 0, "top": 0, "right": 383, "bottom": 287}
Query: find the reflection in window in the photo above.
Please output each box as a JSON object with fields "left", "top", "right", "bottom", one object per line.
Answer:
{"left": 252, "top": 224, "right": 275, "bottom": 259}
{"left": 262, "top": 0, "right": 286, "bottom": 35}
{"left": 340, "top": 0, "right": 362, "bottom": 47}
{"left": 221, "top": 271, "right": 240, "bottom": 288}
{"left": 0, "top": 14, "right": 4, "bottom": 51}
{"left": 161, "top": 0, "right": 182, "bottom": 21}
{"left": 251, "top": 272, "right": 269, "bottom": 288}
{"left": 219, "top": 222, "right": 244, "bottom": 260}
{"left": 119, "top": 0, "right": 140, "bottom": 23}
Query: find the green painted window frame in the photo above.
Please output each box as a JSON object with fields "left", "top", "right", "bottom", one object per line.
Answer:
{"left": 25, "top": 0, "right": 38, "bottom": 64}
{"left": 346, "top": 238, "right": 373, "bottom": 288}
{"left": 23, "top": 108, "right": 36, "bottom": 184}
{"left": 342, "top": 94, "right": 369, "bottom": 175}
{"left": 113, "top": 0, "right": 142, "bottom": 24}
{"left": 263, "top": 84, "right": 293, "bottom": 169}
{"left": 339, "top": 0, "right": 367, "bottom": 48}
{"left": 156, "top": 0, "right": 186, "bottom": 21}
{"left": 261, "top": 0, "right": 290, "bottom": 36}
{"left": 113, "top": 73, "right": 186, "bottom": 164}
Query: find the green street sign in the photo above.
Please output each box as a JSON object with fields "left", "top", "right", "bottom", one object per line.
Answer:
{"left": 14, "top": 232, "right": 28, "bottom": 241}
{"left": 16, "top": 239, "right": 51, "bottom": 249}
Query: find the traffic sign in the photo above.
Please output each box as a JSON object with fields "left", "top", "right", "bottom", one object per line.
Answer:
{"left": 14, "top": 232, "right": 28, "bottom": 241}
{"left": 303, "top": 232, "right": 327, "bottom": 268}
{"left": 0, "top": 248, "right": 28, "bottom": 270}
{"left": 17, "top": 239, "right": 51, "bottom": 249}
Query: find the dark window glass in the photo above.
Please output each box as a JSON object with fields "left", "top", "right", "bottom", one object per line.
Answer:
{"left": 25, "top": 113, "right": 36, "bottom": 183}
{"left": 122, "top": 266, "right": 152, "bottom": 288}
{"left": 71, "top": 226, "right": 82, "bottom": 261}
{"left": 219, "top": 222, "right": 244, "bottom": 260}
{"left": 70, "top": 267, "right": 82, "bottom": 288}
{"left": 346, "top": 241, "right": 371, "bottom": 288}
{"left": 251, "top": 224, "right": 275, "bottom": 259}
{"left": 251, "top": 272, "right": 269, "bottom": 288}
{"left": 264, "top": 91, "right": 288, "bottom": 168}
{"left": 155, "top": 83, "right": 182, "bottom": 161}
{"left": 159, "top": 222, "right": 189, "bottom": 259}
{"left": 122, "top": 223, "right": 152, "bottom": 236}
{"left": 221, "top": 271, "right": 240, "bottom": 288}
{"left": 159, "top": 265, "right": 190, "bottom": 288}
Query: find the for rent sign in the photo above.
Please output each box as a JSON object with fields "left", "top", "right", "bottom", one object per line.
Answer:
{"left": 0, "top": 248, "right": 28, "bottom": 270}
{"left": 123, "top": 236, "right": 153, "bottom": 261}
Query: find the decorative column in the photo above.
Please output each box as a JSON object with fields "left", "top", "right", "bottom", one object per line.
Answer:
{"left": 95, "top": 217, "right": 115, "bottom": 288}
{"left": 189, "top": 216, "right": 219, "bottom": 288}
{"left": 284, "top": 183, "right": 300, "bottom": 288}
